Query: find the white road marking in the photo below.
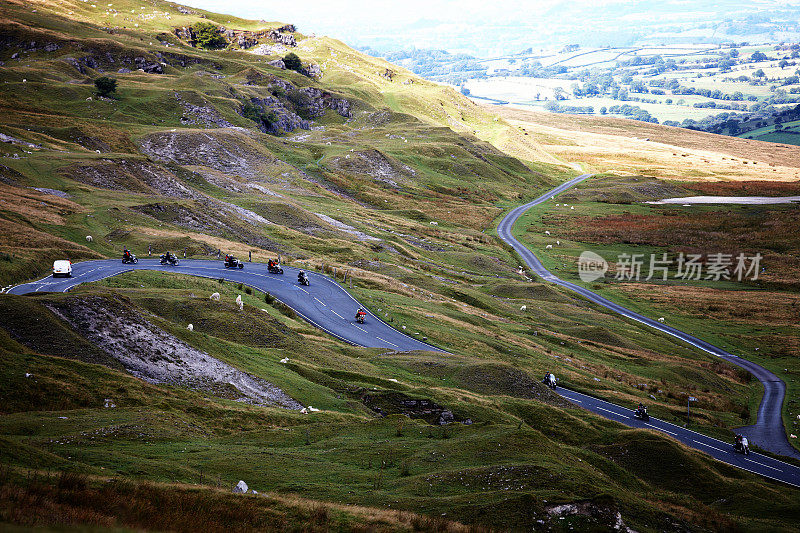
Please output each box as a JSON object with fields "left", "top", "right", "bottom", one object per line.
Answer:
{"left": 353, "top": 324, "right": 367, "bottom": 333}
{"left": 299, "top": 288, "right": 309, "bottom": 294}
{"left": 743, "top": 458, "right": 782, "bottom": 472}
{"left": 376, "top": 337, "right": 398, "bottom": 347}
{"left": 645, "top": 423, "right": 676, "bottom": 436}
{"left": 597, "top": 407, "right": 625, "bottom": 417}
{"left": 567, "top": 398, "right": 582, "bottom": 403}
{"left": 331, "top": 310, "right": 344, "bottom": 319}
{"left": 314, "top": 297, "right": 326, "bottom": 306}
{"left": 693, "top": 440, "right": 726, "bottom": 453}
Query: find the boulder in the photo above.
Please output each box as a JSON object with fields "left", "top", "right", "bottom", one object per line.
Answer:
{"left": 267, "top": 59, "right": 285, "bottom": 70}
{"left": 300, "top": 62, "right": 322, "bottom": 79}
{"left": 437, "top": 410, "right": 455, "bottom": 425}
{"left": 232, "top": 480, "right": 248, "bottom": 493}
{"left": 268, "top": 30, "right": 296, "bottom": 47}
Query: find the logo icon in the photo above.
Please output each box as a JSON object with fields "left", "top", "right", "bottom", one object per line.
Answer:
{"left": 578, "top": 251, "right": 608, "bottom": 282}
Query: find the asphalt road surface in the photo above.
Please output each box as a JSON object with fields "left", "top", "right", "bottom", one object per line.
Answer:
{"left": 6, "top": 259, "right": 443, "bottom": 353}
{"left": 498, "top": 174, "right": 800, "bottom": 484}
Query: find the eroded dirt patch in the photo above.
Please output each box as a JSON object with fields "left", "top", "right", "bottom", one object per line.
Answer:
{"left": 46, "top": 295, "right": 301, "bottom": 409}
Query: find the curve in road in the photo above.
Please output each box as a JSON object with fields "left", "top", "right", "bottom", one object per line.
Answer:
{"left": 6, "top": 259, "right": 443, "bottom": 353}
{"left": 498, "top": 174, "right": 800, "bottom": 466}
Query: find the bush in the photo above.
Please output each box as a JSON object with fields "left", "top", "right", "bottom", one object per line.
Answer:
{"left": 94, "top": 76, "right": 117, "bottom": 97}
{"left": 240, "top": 101, "right": 278, "bottom": 126}
{"left": 283, "top": 52, "right": 302, "bottom": 72}
{"left": 195, "top": 22, "right": 227, "bottom": 49}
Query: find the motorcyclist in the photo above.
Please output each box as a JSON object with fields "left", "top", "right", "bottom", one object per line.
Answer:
{"left": 298, "top": 270, "right": 307, "bottom": 283}
{"left": 123, "top": 248, "right": 131, "bottom": 260}
{"left": 268, "top": 259, "right": 276, "bottom": 269}
{"left": 355, "top": 308, "right": 366, "bottom": 322}
{"left": 736, "top": 434, "right": 749, "bottom": 454}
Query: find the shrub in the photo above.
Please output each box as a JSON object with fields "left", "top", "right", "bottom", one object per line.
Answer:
{"left": 283, "top": 52, "right": 302, "bottom": 72}
{"left": 94, "top": 76, "right": 117, "bottom": 97}
{"left": 195, "top": 22, "right": 227, "bottom": 49}
{"left": 241, "top": 101, "right": 278, "bottom": 126}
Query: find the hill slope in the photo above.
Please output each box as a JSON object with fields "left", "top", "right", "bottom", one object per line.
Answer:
{"left": 0, "top": 1, "right": 798, "bottom": 530}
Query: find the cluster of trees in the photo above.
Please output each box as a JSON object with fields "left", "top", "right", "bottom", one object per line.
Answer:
{"left": 195, "top": 22, "right": 227, "bottom": 49}
{"left": 604, "top": 104, "right": 658, "bottom": 123}
{"left": 363, "top": 47, "right": 485, "bottom": 83}
{"left": 543, "top": 101, "right": 594, "bottom": 114}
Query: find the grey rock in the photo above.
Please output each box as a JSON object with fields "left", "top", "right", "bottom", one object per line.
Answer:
{"left": 268, "top": 30, "right": 296, "bottom": 47}
{"left": 437, "top": 410, "right": 455, "bottom": 425}
{"left": 117, "top": 68, "right": 131, "bottom": 74}
{"left": 233, "top": 480, "right": 248, "bottom": 493}
{"left": 44, "top": 43, "right": 59, "bottom": 52}
{"left": 300, "top": 62, "right": 322, "bottom": 79}
{"left": 267, "top": 59, "right": 285, "bottom": 70}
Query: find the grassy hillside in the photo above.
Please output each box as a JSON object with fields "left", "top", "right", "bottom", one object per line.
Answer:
{"left": 0, "top": 0, "right": 799, "bottom": 530}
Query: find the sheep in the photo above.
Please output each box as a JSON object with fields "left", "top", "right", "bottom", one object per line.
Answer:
{"left": 279, "top": 357, "right": 289, "bottom": 364}
{"left": 658, "top": 317, "right": 665, "bottom": 323}
{"left": 85, "top": 235, "right": 93, "bottom": 242}
{"left": 210, "top": 292, "right": 220, "bottom": 301}
{"left": 186, "top": 324, "right": 193, "bottom": 332}
{"left": 430, "top": 221, "right": 438, "bottom": 225}
{"left": 235, "top": 294, "right": 243, "bottom": 311}
{"left": 546, "top": 244, "right": 553, "bottom": 249}
{"left": 570, "top": 206, "right": 574, "bottom": 210}
{"left": 545, "top": 230, "right": 551, "bottom": 235}
{"left": 556, "top": 240, "right": 560, "bottom": 245}
{"left": 520, "top": 305, "right": 527, "bottom": 311}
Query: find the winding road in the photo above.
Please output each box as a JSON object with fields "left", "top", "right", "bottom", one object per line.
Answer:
{"left": 5, "top": 175, "right": 799, "bottom": 485}
{"left": 6, "top": 259, "right": 442, "bottom": 353}
{"left": 498, "top": 174, "right": 800, "bottom": 483}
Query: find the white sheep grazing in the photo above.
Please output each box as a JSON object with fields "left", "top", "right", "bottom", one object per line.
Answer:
{"left": 520, "top": 305, "right": 527, "bottom": 311}
{"left": 235, "top": 294, "right": 243, "bottom": 310}
{"left": 546, "top": 244, "right": 553, "bottom": 249}
{"left": 210, "top": 292, "right": 220, "bottom": 301}
{"left": 545, "top": 230, "right": 551, "bottom": 235}
{"left": 187, "top": 324, "right": 193, "bottom": 331}
{"left": 85, "top": 235, "right": 93, "bottom": 242}
{"left": 556, "top": 240, "right": 560, "bottom": 245}
{"left": 279, "top": 357, "right": 289, "bottom": 364}
{"left": 430, "top": 221, "right": 438, "bottom": 225}
{"left": 570, "top": 206, "right": 574, "bottom": 210}
{"left": 658, "top": 317, "right": 665, "bottom": 323}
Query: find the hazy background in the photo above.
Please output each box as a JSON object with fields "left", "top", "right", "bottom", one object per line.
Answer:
{"left": 184, "top": 0, "right": 800, "bottom": 56}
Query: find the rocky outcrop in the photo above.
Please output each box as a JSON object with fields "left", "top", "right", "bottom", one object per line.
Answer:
{"left": 297, "top": 87, "right": 351, "bottom": 118}
{"left": 175, "top": 92, "right": 234, "bottom": 128}
{"left": 247, "top": 96, "right": 309, "bottom": 134}
{"left": 173, "top": 26, "right": 197, "bottom": 47}
{"left": 134, "top": 56, "right": 163, "bottom": 74}
{"left": 267, "top": 58, "right": 285, "bottom": 70}
{"left": 268, "top": 29, "right": 296, "bottom": 47}
{"left": 300, "top": 62, "right": 322, "bottom": 79}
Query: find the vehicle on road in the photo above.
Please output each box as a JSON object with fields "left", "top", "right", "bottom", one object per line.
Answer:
{"left": 543, "top": 372, "right": 557, "bottom": 390}
{"left": 297, "top": 270, "right": 309, "bottom": 286}
{"left": 160, "top": 252, "right": 179, "bottom": 266}
{"left": 735, "top": 434, "right": 750, "bottom": 455}
{"left": 122, "top": 249, "right": 138, "bottom": 264}
{"left": 52, "top": 259, "right": 72, "bottom": 278}
{"left": 634, "top": 404, "right": 650, "bottom": 421}
{"left": 224, "top": 255, "right": 244, "bottom": 269}
{"left": 267, "top": 259, "right": 283, "bottom": 274}
{"left": 355, "top": 307, "right": 366, "bottom": 324}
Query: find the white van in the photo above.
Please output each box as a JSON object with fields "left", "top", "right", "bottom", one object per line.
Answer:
{"left": 53, "top": 259, "right": 72, "bottom": 278}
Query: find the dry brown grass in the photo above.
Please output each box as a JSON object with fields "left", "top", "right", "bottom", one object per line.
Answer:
{"left": 0, "top": 470, "right": 480, "bottom": 532}
{"left": 490, "top": 105, "right": 800, "bottom": 180}
{"left": 0, "top": 185, "right": 85, "bottom": 225}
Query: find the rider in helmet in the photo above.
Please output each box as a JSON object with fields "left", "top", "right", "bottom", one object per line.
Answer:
{"left": 355, "top": 307, "right": 366, "bottom": 321}
{"left": 298, "top": 270, "right": 306, "bottom": 282}
{"left": 268, "top": 259, "right": 276, "bottom": 269}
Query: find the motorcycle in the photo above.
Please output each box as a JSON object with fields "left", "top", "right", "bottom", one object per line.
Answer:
{"left": 543, "top": 374, "right": 557, "bottom": 390}
{"left": 224, "top": 256, "right": 244, "bottom": 269}
{"left": 122, "top": 252, "right": 138, "bottom": 264}
{"left": 267, "top": 262, "right": 284, "bottom": 274}
{"left": 355, "top": 311, "right": 366, "bottom": 324}
{"left": 734, "top": 435, "right": 750, "bottom": 455}
{"left": 160, "top": 253, "right": 179, "bottom": 266}
{"left": 298, "top": 272, "right": 310, "bottom": 286}
{"left": 634, "top": 407, "right": 650, "bottom": 422}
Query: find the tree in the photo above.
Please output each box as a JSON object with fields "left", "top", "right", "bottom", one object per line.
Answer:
{"left": 195, "top": 22, "right": 226, "bottom": 49}
{"left": 283, "top": 52, "right": 302, "bottom": 72}
{"left": 751, "top": 50, "right": 768, "bottom": 62}
{"left": 754, "top": 68, "right": 765, "bottom": 78}
{"left": 94, "top": 76, "right": 117, "bottom": 97}
{"left": 599, "top": 106, "right": 607, "bottom": 115}
{"left": 779, "top": 59, "right": 789, "bottom": 69}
